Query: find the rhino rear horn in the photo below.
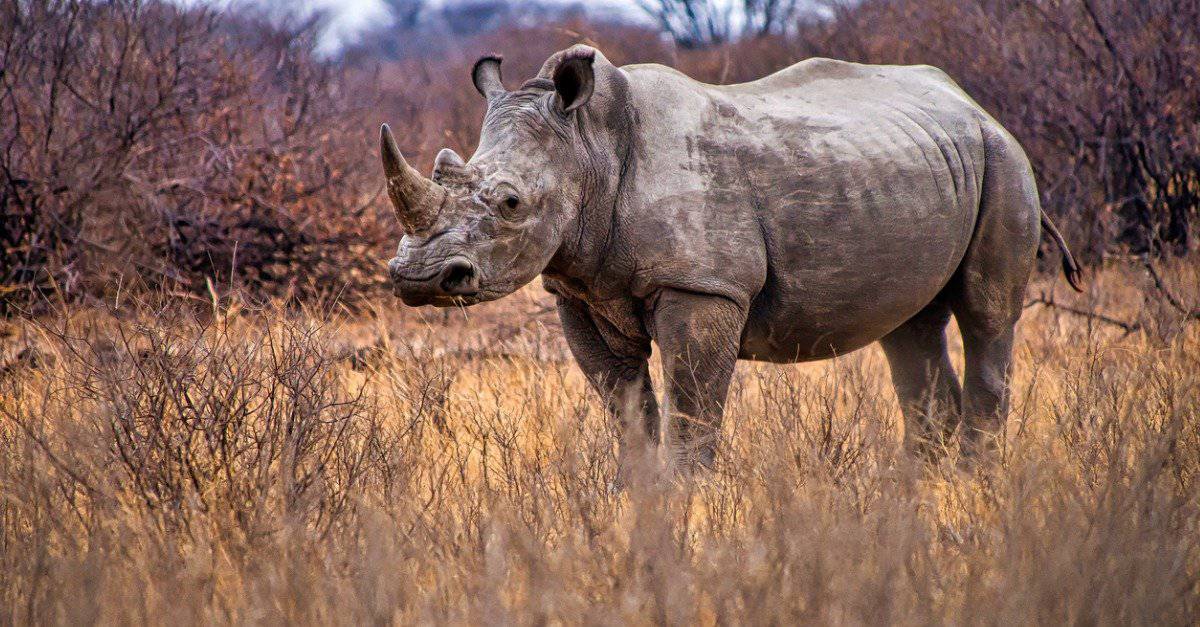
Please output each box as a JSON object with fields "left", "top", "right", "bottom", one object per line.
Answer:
{"left": 472, "top": 55, "right": 505, "bottom": 99}
{"left": 433, "top": 148, "right": 471, "bottom": 182}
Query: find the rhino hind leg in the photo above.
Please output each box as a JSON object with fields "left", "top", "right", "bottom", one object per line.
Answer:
{"left": 954, "top": 317, "right": 1019, "bottom": 457}
{"left": 879, "top": 300, "right": 963, "bottom": 458}
{"left": 946, "top": 126, "right": 1041, "bottom": 457}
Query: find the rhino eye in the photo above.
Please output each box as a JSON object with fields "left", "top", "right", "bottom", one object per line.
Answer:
{"left": 503, "top": 195, "right": 519, "bottom": 210}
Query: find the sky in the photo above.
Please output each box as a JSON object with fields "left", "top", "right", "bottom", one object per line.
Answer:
{"left": 305, "top": 0, "right": 649, "bottom": 51}
{"left": 182, "top": 0, "right": 758, "bottom": 53}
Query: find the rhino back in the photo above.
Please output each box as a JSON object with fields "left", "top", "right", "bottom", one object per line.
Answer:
{"left": 617, "top": 59, "right": 991, "bottom": 361}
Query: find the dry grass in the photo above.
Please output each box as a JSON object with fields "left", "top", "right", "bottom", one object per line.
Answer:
{"left": 4, "top": 2, "right": 1197, "bottom": 623}
{"left": 1, "top": 264, "right": 1198, "bottom": 624}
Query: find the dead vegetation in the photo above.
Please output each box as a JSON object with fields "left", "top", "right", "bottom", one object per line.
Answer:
{"left": 0, "top": 266, "right": 1197, "bottom": 623}
{"left": 0, "top": 0, "right": 393, "bottom": 313}
{"left": 4, "top": 0, "right": 1198, "bottom": 314}
{"left": 2, "top": 0, "right": 1199, "bottom": 622}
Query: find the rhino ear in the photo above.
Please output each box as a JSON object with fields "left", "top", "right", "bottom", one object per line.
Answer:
{"left": 552, "top": 50, "right": 595, "bottom": 114}
{"left": 472, "top": 55, "right": 505, "bottom": 99}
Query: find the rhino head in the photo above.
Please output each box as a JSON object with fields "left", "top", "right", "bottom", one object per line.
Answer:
{"left": 382, "top": 47, "right": 607, "bottom": 307}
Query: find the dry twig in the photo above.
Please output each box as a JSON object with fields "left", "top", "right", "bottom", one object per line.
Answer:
{"left": 1141, "top": 256, "right": 1200, "bottom": 321}
{"left": 1024, "top": 291, "right": 1142, "bottom": 335}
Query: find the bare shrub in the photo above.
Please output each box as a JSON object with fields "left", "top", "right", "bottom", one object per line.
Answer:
{"left": 1, "top": 303, "right": 395, "bottom": 536}
{"left": 0, "top": 267, "right": 1197, "bottom": 622}
{"left": 0, "top": 0, "right": 392, "bottom": 314}
{"left": 4, "top": 0, "right": 1198, "bottom": 314}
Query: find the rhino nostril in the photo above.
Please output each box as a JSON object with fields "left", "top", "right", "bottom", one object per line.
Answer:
{"left": 439, "top": 259, "right": 478, "bottom": 294}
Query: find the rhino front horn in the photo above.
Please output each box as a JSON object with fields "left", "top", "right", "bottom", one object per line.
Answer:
{"left": 379, "top": 123, "right": 445, "bottom": 230}
{"left": 380, "top": 123, "right": 406, "bottom": 178}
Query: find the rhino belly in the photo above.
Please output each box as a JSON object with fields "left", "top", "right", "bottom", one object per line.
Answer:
{"left": 738, "top": 222, "right": 970, "bottom": 363}
{"left": 736, "top": 135, "right": 980, "bottom": 362}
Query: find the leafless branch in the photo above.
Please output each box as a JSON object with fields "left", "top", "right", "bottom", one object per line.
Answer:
{"left": 1141, "top": 257, "right": 1200, "bottom": 321}
{"left": 1025, "top": 290, "right": 1142, "bottom": 336}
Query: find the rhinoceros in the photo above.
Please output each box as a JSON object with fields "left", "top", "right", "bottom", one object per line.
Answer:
{"left": 380, "top": 45, "right": 1081, "bottom": 467}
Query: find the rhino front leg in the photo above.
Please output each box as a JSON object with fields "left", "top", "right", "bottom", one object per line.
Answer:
{"left": 650, "top": 289, "right": 746, "bottom": 470}
{"left": 555, "top": 296, "right": 659, "bottom": 454}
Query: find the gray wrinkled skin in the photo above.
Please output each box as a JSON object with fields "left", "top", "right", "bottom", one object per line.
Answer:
{"left": 381, "top": 45, "right": 1082, "bottom": 468}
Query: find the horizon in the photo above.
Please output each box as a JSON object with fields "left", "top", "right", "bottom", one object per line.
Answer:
{"left": 222, "top": 0, "right": 657, "bottom": 52}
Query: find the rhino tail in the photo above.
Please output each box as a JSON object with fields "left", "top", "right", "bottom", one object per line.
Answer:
{"left": 1040, "top": 210, "right": 1083, "bottom": 292}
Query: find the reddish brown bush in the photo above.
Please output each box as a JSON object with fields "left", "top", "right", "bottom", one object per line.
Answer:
{"left": 3, "top": 0, "right": 1197, "bottom": 313}
{"left": 1, "top": 0, "right": 393, "bottom": 314}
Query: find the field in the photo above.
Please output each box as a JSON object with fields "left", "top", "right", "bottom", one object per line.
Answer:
{"left": 2, "top": 264, "right": 1198, "bottom": 624}
{"left": 3, "top": 0, "right": 1199, "bottom": 623}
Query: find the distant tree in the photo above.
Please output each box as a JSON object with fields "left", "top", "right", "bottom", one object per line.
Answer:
{"left": 742, "top": 0, "right": 806, "bottom": 38}
{"left": 638, "top": 0, "right": 807, "bottom": 48}
{"left": 438, "top": 0, "right": 514, "bottom": 36}
{"left": 637, "top": 0, "right": 733, "bottom": 48}
{"left": 0, "top": 0, "right": 389, "bottom": 312}
{"left": 360, "top": 0, "right": 426, "bottom": 58}
{"left": 382, "top": 0, "right": 424, "bottom": 30}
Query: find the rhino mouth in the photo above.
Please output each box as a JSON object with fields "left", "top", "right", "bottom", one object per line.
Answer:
{"left": 393, "top": 268, "right": 442, "bottom": 283}
{"left": 395, "top": 286, "right": 510, "bottom": 308}
{"left": 402, "top": 294, "right": 483, "bottom": 308}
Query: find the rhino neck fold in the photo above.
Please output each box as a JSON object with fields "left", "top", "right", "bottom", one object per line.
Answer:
{"left": 544, "top": 64, "right": 638, "bottom": 293}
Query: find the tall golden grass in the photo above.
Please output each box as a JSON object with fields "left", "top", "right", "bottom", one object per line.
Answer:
{"left": 1, "top": 263, "right": 1197, "bottom": 624}
{"left": 3, "top": 1, "right": 1197, "bottom": 622}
